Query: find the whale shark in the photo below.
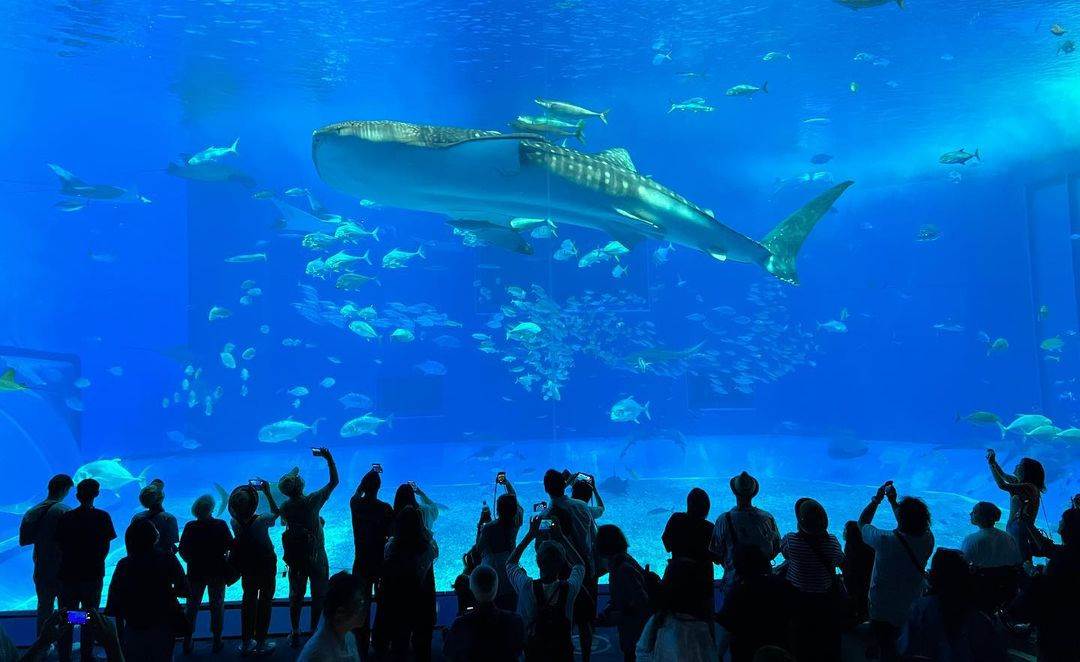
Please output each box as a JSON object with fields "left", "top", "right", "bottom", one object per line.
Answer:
{"left": 311, "top": 120, "right": 852, "bottom": 284}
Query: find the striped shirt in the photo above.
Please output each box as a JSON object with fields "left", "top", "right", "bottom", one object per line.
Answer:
{"left": 780, "top": 532, "right": 844, "bottom": 593}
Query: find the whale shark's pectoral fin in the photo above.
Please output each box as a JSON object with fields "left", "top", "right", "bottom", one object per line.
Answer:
{"left": 440, "top": 132, "right": 546, "bottom": 148}
{"left": 438, "top": 134, "right": 540, "bottom": 179}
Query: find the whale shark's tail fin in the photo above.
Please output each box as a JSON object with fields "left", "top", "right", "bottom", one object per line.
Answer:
{"left": 761, "top": 180, "right": 853, "bottom": 285}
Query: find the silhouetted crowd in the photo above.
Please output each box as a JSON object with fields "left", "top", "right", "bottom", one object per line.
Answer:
{"left": 6, "top": 447, "right": 1080, "bottom": 661}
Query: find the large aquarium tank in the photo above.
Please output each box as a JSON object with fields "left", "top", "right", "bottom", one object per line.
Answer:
{"left": 1, "top": 0, "right": 1079, "bottom": 612}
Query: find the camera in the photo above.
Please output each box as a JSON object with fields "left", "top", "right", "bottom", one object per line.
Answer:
{"left": 533, "top": 501, "right": 547, "bottom": 513}
{"left": 248, "top": 479, "right": 266, "bottom": 489}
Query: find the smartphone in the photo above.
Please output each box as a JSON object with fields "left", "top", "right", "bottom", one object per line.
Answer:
{"left": 533, "top": 501, "right": 547, "bottom": 513}
{"left": 408, "top": 481, "right": 418, "bottom": 490}
{"left": 372, "top": 463, "right": 383, "bottom": 474}
{"left": 311, "top": 447, "right": 320, "bottom": 456}
{"left": 248, "top": 479, "right": 265, "bottom": 489}
{"left": 495, "top": 471, "right": 506, "bottom": 485}
{"left": 539, "top": 519, "right": 554, "bottom": 532}
{"left": 66, "top": 611, "right": 88, "bottom": 626}
{"left": 577, "top": 473, "right": 593, "bottom": 484}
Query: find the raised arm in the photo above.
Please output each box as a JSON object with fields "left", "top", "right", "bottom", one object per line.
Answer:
{"left": 259, "top": 480, "right": 279, "bottom": 517}
{"left": 859, "top": 482, "right": 890, "bottom": 527}
{"left": 316, "top": 448, "right": 340, "bottom": 496}
{"left": 509, "top": 517, "right": 540, "bottom": 566}
{"left": 986, "top": 449, "right": 1018, "bottom": 491}
{"left": 589, "top": 475, "right": 605, "bottom": 516}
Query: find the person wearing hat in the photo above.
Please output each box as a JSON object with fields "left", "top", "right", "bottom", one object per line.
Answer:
{"left": 229, "top": 479, "right": 280, "bottom": 657}
{"left": 709, "top": 471, "right": 781, "bottom": 591}
{"left": 131, "top": 478, "right": 179, "bottom": 555}
{"left": 279, "top": 447, "right": 340, "bottom": 648}
{"left": 780, "top": 498, "right": 845, "bottom": 660}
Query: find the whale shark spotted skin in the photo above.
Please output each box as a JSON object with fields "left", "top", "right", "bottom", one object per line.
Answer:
{"left": 311, "top": 120, "right": 852, "bottom": 285}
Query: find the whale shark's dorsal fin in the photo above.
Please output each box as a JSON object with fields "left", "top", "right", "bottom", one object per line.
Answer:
{"left": 598, "top": 148, "right": 636, "bottom": 172}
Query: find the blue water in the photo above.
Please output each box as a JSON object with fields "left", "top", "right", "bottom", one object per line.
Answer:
{"left": 1, "top": 0, "right": 1080, "bottom": 611}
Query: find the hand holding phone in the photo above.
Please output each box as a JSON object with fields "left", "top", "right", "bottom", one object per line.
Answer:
{"left": 372, "top": 463, "right": 383, "bottom": 474}
{"left": 66, "top": 611, "right": 88, "bottom": 626}
{"left": 249, "top": 478, "right": 266, "bottom": 489}
{"left": 533, "top": 501, "right": 547, "bottom": 513}
{"left": 577, "top": 472, "right": 593, "bottom": 484}
{"left": 495, "top": 471, "right": 507, "bottom": 485}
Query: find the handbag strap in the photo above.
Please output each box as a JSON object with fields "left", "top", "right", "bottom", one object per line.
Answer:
{"left": 893, "top": 531, "right": 927, "bottom": 577}
{"left": 724, "top": 512, "right": 739, "bottom": 546}
{"left": 801, "top": 533, "right": 838, "bottom": 573}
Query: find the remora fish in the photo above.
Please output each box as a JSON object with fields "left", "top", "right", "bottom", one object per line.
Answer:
{"left": 311, "top": 121, "right": 853, "bottom": 284}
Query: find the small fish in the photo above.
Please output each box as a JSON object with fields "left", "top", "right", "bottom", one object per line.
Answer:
{"left": 224, "top": 252, "right": 267, "bottom": 263}
{"left": 725, "top": 82, "right": 768, "bottom": 97}
{"left": 668, "top": 97, "right": 714, "bottom": 113}
{"left": 533, "top": 98, "right": 609, "bottom": 124}
{"left": 610, "top": 396, "right": 650, "bottom": 423}
{"left": 849, "top": 81, "right": 859, "bottom": 93}
{"left": 986, "top": 337, "right": 1009, "bottom": 356}
{"left": 915, "top": 224, "right": 941, "bottom": 242}
{"left": 810, "top": 153, "right": 833, "bottom": 164}
{"left": 762, "top": 51, "right": 791, "bottom": 62}
{"left": 939, "top": 148, "right": 980, "bottom": 165}
{"left": 415, "top": 360, "right": 447, "bottom": 376}
{"left": 340, "top": 413, "right": 392, "bottom": 437}
{"left": 339, "top": 392, "right": 374, "bottom": 409}
{"left": 1041, "top": 336, "right": 1065, "bottom": 352}
{"left": 653, "top": 242, "right": 675, "bottom": 264}
{"left": 1037, "top": 304, "right": 1050, "bottom": 321}
{"left": 390, "top": 328, "right": 416, "bottom": 342}
{"left": 817, "top": 320, "right": 847, "bottom": 334}
{"left": 1051, "top": 23, "right": 1068, "bottom": 36}
{"left": 55, "top": 199, "right": 86, "bottom": 212}
{"left": 208, "top": 306, "right": 231, "bottom": 321}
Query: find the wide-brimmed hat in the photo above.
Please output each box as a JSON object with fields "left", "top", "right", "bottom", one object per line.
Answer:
{"left": 730, "top": 471, "right": 759, "bottom": 498}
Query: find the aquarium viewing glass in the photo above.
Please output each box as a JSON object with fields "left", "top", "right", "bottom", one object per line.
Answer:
{"left": 1, "top": 0, "right": 1079, "bottom": 611}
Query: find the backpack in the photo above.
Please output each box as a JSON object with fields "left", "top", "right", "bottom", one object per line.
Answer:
{"left": 227, "top": 517, "right": 269, "bottom": 581}
{"left": 642, "top": 563, "right": 665, "bottom": 613}
{"left": 282, "top": 525, "right": 317, "bottom": 573}
{"left": 19, "top": 501, "right": 58, "bottom": 547}
{"left": 525, "top": 580, "right": 573, "bottom": 662}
